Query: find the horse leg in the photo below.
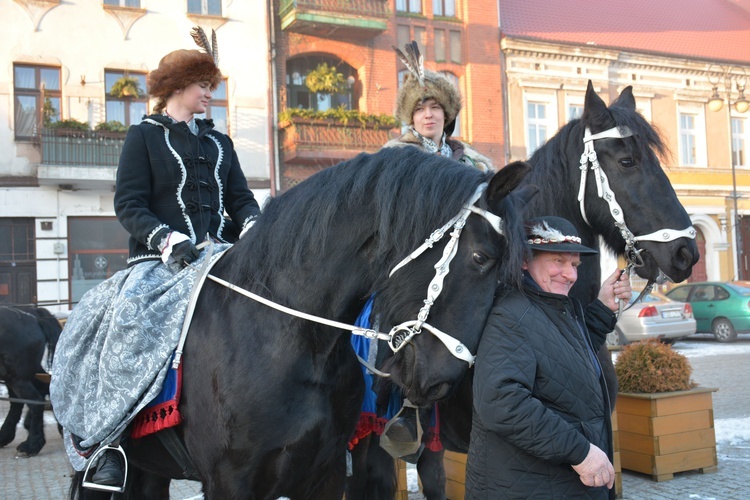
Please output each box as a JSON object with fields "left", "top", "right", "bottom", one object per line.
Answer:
{"left": 417, "top": 447, "right": 446, "bottom": 500}
{"left": 0, "top": 389, "right": 22, "bottom": 447}
{"left": 9, "top": 379, "right": 46, "bottom": 456}
{"left": 123, "top": 467, "right": 172, "bottom": 500}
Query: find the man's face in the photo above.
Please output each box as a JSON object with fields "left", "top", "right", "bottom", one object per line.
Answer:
{"left": 523, "top": 251, "right": 581, "bottom": 296}
{"left": 412, "top": 98, "right": 445, "bottom": 144}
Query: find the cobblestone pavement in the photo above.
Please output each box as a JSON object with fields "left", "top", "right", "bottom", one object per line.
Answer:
{"left": 2, "top": 336, "right": 748, "bottom": 499}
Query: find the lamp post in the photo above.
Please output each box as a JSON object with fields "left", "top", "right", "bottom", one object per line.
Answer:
{"left": 707, "top": 64, "right": 749, "bottom": 280}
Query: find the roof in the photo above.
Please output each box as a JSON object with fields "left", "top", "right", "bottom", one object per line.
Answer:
{"left": 499, "top": 0, "right": 750, "bottom": 65}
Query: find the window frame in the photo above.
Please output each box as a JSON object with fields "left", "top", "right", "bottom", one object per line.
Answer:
{"left": 187, "top": 0, "right": 222, "bottom": 16}
{"left": 13, "top": 63, "right": 61, "bottom": 141}
{"left": 524, "top": 92, "right": 558, "bottom": 156}
{"left": 195, "top": 78, "right": 230, "bottom": 134}
{"left": 396, "top": 0, "right": 422, "bottom": 14}
{"left": 104, "top": 69, "right": 149, "bottom": 127}
{"left": 732, "top": 115, "right": 749, "bottom": 170}
{"left": 677, "top": 105, "right": 707, "bottom": 168}
{"left": 433, "top": 0, "right": 456, "bottom": 17}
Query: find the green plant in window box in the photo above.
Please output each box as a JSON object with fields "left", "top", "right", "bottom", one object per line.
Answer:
{"left": 278, "top": 106, "right": 399, "bottom": 130}
{"left": 47, "top": 118, "right": 91, "bottom": 131}
{"left": 95, "top": 120, "right": 128, "bottom": 133}
{"left": 42, "top": 97, "right": 57, "bottom": 127}
{"left": 110, "top": 76, "right": 144, "bottom": 98}
{"left": 304, "top": 63, "right": 348, "bottom": 95}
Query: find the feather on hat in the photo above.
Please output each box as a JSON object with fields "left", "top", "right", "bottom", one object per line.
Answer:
{"left": 525, "top": 216, "right": 597, "bottom": 255}
{"left": 393, "top": 41, "right": 462, "bottom": 128}
{"left": 148, "top": 26, "right": 222, "bottom": 113}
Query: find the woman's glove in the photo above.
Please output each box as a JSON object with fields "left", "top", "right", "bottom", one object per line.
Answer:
{"left": 159, "top": 232, "right": 200, "bottom": 268}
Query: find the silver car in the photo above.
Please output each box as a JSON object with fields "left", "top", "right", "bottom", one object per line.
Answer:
{"left": 607, "top": 290, "right": 697, "bottom": 346}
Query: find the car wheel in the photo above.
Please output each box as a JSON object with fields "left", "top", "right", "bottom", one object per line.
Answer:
{"left": 607, "top": 328, "right": 628, "bottom": 347}
{"left": 712, "top": 318, "right": 737, "bottom": 343}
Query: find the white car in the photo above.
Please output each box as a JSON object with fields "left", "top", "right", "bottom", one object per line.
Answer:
{"left": 607, "top": 290, "right": 696, "bottom": 346}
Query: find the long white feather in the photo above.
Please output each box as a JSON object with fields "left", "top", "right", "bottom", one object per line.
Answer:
{"left": 529, "top": 221, "right": 568, "bottom": 242}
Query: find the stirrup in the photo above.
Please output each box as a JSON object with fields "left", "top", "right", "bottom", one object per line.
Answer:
{"left": 82, "top": 444, "right": 128, "bottom": 493}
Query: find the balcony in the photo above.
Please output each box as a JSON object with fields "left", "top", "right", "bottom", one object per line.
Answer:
{"left": 279, "top": 0, "right": 389, "bottom": 40}
{"left": 279, "top": 117, "right": 394, "bottom": 190}
{"left": 36, "top": 128, "right": 124, "bottom": 189}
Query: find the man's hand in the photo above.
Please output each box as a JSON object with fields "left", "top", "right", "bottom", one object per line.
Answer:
{"left": 572, "top": 443, "right": 615, "bottom": 489}
{"left": 598, "top": 268, "right": 632, "bottom": 312}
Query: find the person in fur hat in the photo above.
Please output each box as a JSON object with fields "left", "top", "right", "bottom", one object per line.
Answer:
{"left": 383, "top": 41, "right": 494, "bottom": 173}
{"left": 375, "top": 42, "right": 495, "bottom": 460}
{"left": 50, "top": 27, "right": 261, "bottom": 490}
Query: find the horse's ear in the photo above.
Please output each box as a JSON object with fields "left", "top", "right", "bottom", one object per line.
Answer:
{"left": 613, "top": 85, "right": 636, "bottom": 110}
{"left": 488, "top": 161, "right": 532, "bottom": 201}
{"left": 583, "top": 81, "right": 607, "bottom": 116}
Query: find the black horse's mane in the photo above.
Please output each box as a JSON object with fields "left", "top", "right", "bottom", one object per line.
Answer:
{"left": 236, "top": 147, "right": 525, "bottom": 290}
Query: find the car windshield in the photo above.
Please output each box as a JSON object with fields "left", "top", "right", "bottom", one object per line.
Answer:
{"left": 728, "top": 282, "right": 750, "bottom": 295}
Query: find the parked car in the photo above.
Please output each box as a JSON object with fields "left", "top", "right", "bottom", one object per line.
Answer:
{"left": 606, "top": 290, "right": 696, "bottom": 347}
{"left": 665, "top": 281, "right": 750, "bottom": 342}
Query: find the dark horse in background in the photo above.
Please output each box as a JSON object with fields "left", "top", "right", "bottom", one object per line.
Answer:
{"left": 355, "top": 81, "right": 700, "bottom": 499}
{"left": 0, "top": 305, "right": 62, "bottom": 456}
{"left": 69, "top": 147, "right": 534, "bottom": 499}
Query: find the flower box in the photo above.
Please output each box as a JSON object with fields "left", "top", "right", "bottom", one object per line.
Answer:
{"left": 616, "top": 387, "right": 718, "bottom": 482}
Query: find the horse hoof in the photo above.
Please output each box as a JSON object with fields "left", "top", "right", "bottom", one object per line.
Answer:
{"left": 16, "top": 442, "right": 43, "bottom": 457}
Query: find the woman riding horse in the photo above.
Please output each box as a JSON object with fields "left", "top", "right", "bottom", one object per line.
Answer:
{"left": 50, "top": 26, "right": 261, "bottom": 490}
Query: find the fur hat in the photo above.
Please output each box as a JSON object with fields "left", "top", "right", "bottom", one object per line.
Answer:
{"left": 394, "top": 42, "right": 462, "bottom": 128}
{"left": 148, "top": 27, "right": 221, "bottom": 112}
{"left": 525, "top": 216, "right": 597, "bottom": 255}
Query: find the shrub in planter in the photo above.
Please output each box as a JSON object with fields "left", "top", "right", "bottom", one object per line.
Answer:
{"left": 46, "top": 119, "right": 91, "bottom": 131}
{"left": 614, "top": 340, "right": 716, "bottom": 482}
{"left": 615, "top": 340, "right": 695, "bottom": 393}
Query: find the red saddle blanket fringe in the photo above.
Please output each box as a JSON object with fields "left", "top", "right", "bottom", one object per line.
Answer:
{"left": 130, "top": 363, "right": 183, "bottom": 440}
{"left": 347, "top": 411, "right": 443, "bottom": 452}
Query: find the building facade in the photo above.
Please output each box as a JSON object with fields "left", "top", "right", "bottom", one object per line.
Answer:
{"left": 1, "top": 0, "right": 271, "bottom": 312}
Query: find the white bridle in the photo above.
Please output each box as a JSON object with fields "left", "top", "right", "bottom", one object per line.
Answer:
{"left": 194, "top": 183, "right": 503, "bottom": 371}
{"left": 577, "top": 126, "right": 696, "bottom": 271}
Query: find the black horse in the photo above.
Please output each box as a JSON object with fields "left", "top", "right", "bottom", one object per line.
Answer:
{"left": 68, "top": 146, "right": 533, "bottom": 499}
{"left": 0, "top": 305, "right": 62, "bottom": 457}
{"left": 355, "top": 81, "right": 701, "bottom": 499}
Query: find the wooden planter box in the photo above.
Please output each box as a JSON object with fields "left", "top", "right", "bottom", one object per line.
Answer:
{"left": 617, "top": 387, "right": 718, "bottom": 482}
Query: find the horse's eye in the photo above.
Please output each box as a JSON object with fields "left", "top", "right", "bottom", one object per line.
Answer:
{"left": 473, "top": 252, "right": 488, "bottom": 265}
{"left": 619, "top": 158, "right": 635, "bottom": 168}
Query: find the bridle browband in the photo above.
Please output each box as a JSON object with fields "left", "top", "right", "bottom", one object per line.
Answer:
{"left": 577, "top": 125, "right": 697, "bottom": 312}
{"left": 193, "top": 183, "right": 503, "bottom": 372}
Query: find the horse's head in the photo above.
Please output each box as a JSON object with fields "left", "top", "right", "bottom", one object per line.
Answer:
{"left": 377, "top": 161, "right": 535, "bottom": 406}
{"left": 578, "top": 80, "right": 699, "bottom": 284}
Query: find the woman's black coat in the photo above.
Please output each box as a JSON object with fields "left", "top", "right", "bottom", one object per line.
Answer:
{"left": 114, "top": 114, "right": 261, "bottom": 265}
{"left": 465, "top": 281, "right": 616, "bottom": 499}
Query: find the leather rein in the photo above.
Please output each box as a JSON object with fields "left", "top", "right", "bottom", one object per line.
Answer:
{"left": 577, "top": 126, "right": 697, "bottom": 314}
{"left": 186, "top": 183, "right": 503, "bottom": 374}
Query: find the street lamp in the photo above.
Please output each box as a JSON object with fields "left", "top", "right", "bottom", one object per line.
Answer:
{"left": 707, "top": 64, "right": 749, "bottom": 279}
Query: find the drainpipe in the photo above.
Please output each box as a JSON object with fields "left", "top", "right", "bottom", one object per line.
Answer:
{"left": 267, "top": 0, "right": 281, "bottom": 196}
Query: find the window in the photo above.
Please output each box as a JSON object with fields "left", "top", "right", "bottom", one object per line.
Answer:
{"left": 568, "top": 104, "right": 583, "bottom": 121}
{"left": 68, "top": 217, "right": 129, "bottom": 304}
{"left": 286, "top": 57, "right": 357, "bottom": 112}
{"left": 13, "top": 64, "right": 61, "bottom": 140}
{"left": 397, "top": 25, "right": 426, "bottom": 54}
{"left": 396, "top": 0, "right": 421, "bottom": 13}
{"left": 449, "top": 31, "right": 461, "bottom": 63}
{"left": 434, "top": 29, "right": 461, "bottom": 63}
{"left": 105, "top": 70, "right": 148, "bottom": 127}
{"left": 435, "top": 29, "right": 446, "bottom": 62}
{"left": 679, "top": 112, "right": 697, "bottom": 166}
{"left": 527, "top": 102, "right": 548, "bottom": 154}
{"left": 196, "top": 79, "right": 228, "bottom": 134}
{"left": 732, "top": 117, "right": 748, "bottom": 169}
{"left": 104, "top": 0, "right": 141, "bottom": 6}
{"left": 441, "top": 72, "right": 461, "bottom": 137}
{"left": 188, "top": 0, "right": 221, "bottom": 15}
{"left": 433, "top": 0, "right": 456, "bottom": 16}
